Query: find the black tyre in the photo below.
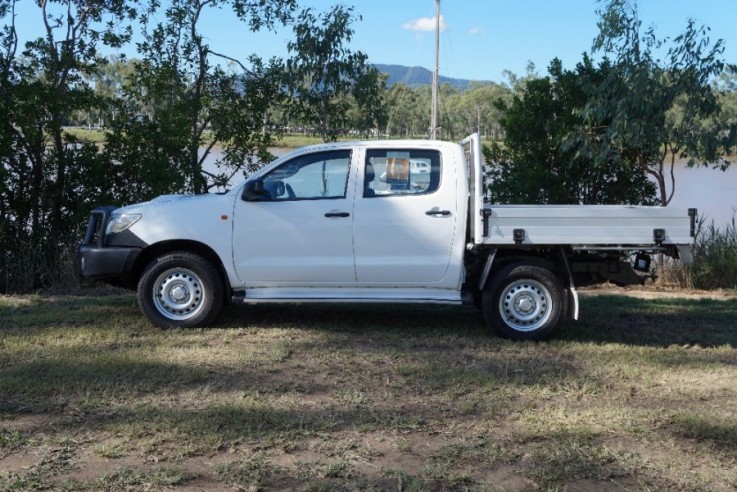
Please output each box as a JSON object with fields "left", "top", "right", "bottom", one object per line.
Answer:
{"left": 482, "top": 263, "right": 564, "bottom": 341}
{"left": 138, "top": 251, "right": 224, "bottom": 328}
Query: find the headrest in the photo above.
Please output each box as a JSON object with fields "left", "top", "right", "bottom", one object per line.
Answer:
{"left": 365, "top": 163, "right": 375, "bottom": 182}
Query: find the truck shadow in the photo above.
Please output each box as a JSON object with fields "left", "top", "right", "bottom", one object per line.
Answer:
{"left": 218, "top": 302, "right": 489, "bottom": 338}
{"left": 219, "top": 293, "right": 737, "bottom": 348}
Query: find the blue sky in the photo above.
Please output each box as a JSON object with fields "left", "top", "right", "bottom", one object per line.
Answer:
{"left": 10, "top": 0, "right": 737, "bottom": 83}
{"left": 198, "top": 0, "right": 737, "bottom": 82}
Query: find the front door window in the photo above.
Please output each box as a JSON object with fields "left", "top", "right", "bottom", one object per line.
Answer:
{"left": 263, "top": 150, "right": 351, "bottom": 201}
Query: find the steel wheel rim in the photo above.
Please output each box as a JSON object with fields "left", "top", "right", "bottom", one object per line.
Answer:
{"left": 152, "top": 268, "right": 206, "bottom": 321}
{"left": 498, "top": 279, "right": 552, "bottom": 332}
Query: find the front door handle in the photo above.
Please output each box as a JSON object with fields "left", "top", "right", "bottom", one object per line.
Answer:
{"left": 425, "top": 209, "right": 451, "bottom": 216}
{"left": 325, "top": 212, "right": 350, "bottom": 218}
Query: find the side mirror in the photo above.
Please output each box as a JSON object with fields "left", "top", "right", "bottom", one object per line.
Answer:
{"left": 242, "top": 179, "right": 269, "bottom": 201}
{"left": 264, "top": 180, "right": 285, "bottom": 198}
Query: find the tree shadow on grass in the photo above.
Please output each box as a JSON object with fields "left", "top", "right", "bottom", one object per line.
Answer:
{"left": 560, "top": 294, "right": 737, "bottom": 348}
{"left": 668, "top": 411, "right": 737, "bottom": 455}
{"left": 0, "top": 293, "right": 144, "bottom": 331}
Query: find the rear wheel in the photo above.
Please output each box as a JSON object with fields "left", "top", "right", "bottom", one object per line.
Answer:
{"left": 482, "top": 263, "right": 564, "bottom": 340}
{"left": 138, "top": 251, "right": 223, "bottom": 328}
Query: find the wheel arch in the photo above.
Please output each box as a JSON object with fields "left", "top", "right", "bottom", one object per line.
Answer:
{"left": 479, "top": 249, "right": 566, "bottom": 291}
{"left": 132, "top": 240, "right": 231, "bottom": 303}
{"left": 476, "top": 247, "right": 577, "bottom": 320}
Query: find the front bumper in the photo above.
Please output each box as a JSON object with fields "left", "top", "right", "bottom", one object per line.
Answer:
{"left": 76, "top": 206, "right": 142, "bottom": 281}
{"left": 77, "top": 244, "right": 141, "bottom": 280}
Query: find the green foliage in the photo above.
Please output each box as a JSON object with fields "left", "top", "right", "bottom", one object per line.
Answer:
{"left": 383, "top": 81, "right": 512, "bottom": 140}
{"left": 0, "top": 0, "right": 138, "bottom": 292}
{"left": 579, "top": 0, "right": 736, "bottom": 206}
{"left": 441, "top": 81, "right": 511, "bottom": 141}
{"left": 714, "top": 65, "right": 737, "bottom": 134}
{"left": 285, "top": 5, "right": 386, "bottom": 142}
{"left": 486, "top": 0, "right": 736, "bottom": 208}
{"left": 384, "top": 83, "right": 427, "bottom": 137}
{"left": 485, "top": 57, "right": 657, "bottom": 205}
{"left": 0, "top": 0, "right": 298, "bottom": 293}
{"left": 104, "top": 0, "right": 297, "bottom": 195}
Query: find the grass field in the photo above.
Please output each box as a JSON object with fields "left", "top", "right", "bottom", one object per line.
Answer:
{"left": 63, "top": 128, "right": 352, "bottom": 148}
{"left": 1, "top": 289, "right": 737, "bottom": 491}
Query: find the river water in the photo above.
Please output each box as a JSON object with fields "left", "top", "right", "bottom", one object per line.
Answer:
{"left": 202, "top": 148, "right": 737, "bottom": 227}
{"left": 666, "top": 160, "right": 737, "bottom": 227}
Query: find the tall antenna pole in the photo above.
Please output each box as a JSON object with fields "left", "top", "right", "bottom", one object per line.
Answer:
{"left": 430, "top": 0, "right": 440, "bottom": 140}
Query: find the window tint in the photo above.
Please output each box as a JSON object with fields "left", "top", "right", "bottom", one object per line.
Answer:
{"left": 263, "top": 150, "right": 351, "bottom": 200}
{"left": 364, "top": 149, "right": 441, "bottom": 197}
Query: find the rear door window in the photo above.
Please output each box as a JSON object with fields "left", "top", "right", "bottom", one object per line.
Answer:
{"left": 363, "top": 149, "right": 441, "bottom": 197}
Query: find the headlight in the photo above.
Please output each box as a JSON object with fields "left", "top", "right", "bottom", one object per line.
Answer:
{"left": 106, "top": 213, "right": 142, "bottom": 235}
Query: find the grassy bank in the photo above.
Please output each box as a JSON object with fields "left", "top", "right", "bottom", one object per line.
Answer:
{"left": 2, "top": 290, "right": 737, "bottom": 490}
{"left": 63, "top": 129, "right": 345, "bottom": 148}
{"left": 64, "top": 128, "right": 497, "bottom": 149}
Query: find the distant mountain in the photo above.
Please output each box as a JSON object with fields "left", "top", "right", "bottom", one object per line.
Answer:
{"left": 373, "top": 64, "right": 488, "bottom": 90}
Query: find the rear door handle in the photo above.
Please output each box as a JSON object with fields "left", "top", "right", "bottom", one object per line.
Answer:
{"left": 325, "top": 212, "right": 350, "bottom": 218}
{"left": 425, "top": 209, "right": 451, "bottom": 216}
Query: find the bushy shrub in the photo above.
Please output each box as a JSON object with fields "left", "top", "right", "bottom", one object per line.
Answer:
{"left": 660, "top": 214, "right": 737, "bottom": 290}
{"left": 690, "top": 216, "right": 737, "bottom": 289}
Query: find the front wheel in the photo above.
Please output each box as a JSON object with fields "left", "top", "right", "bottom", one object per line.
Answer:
{"left": 138, "top": 251, "right": 224, "bottom": 328}
{"left": 482, "top": 263, "right": 564, "bottom": 341}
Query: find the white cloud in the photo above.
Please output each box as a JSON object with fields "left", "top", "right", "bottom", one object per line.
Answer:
{"left": 402, "top": 15, "right": 447, "bottom": 32}
{"left": 468, "top": 27, "right": 484, "bottom": 36}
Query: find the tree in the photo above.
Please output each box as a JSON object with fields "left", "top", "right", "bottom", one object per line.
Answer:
{"left": 384, "top": 83, "right": 428, "bottom": 138}
{"left": 578, "top": 0, "right": 737, "bottom": 206}
{"left": 382, "top": 81, "right": 512, "bottom": 141}
{"left": 83, "top": 54, "right": 134, "bottom": 127}
{"left": 105, "top": 0, "right": 297, "bottom": 195}
{"left": 484, "top": 57, "right": 656, "bottom": 205}
{"left": 713, "top": 65, "right": 737, "bottom": 133}
{"left": 1, "top": 0, "right": 138, "bottom": 291}
{"left": 451, "top": 82, "right": 511, "bottom": 141}
{"left": 0, "top": 0, "right": 17, "bottom": 161}
{"left": 285, "top": 5, "right": 386, "bottom": 142}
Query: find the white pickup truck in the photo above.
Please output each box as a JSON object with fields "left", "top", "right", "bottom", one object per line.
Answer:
{"left": 77, "top": 134, "right": 696, "bottom": 340}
